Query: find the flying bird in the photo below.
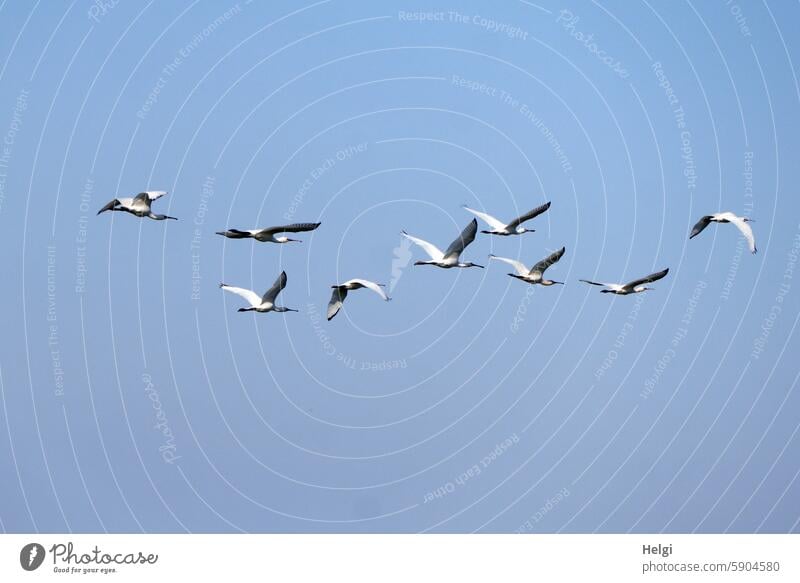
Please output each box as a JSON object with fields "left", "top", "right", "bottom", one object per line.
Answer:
{"left": 327, "top": 279, "right": 390, "bottom": 321}
{"left": 97, "top": 191, "right": 177, "bottom": 221}
{"left": 401, "top": 218, "right": 484, "bottom": 269}
{"left": 580, "top": 268, "right": 669, "bottom": 295}
{"left": 689, "top": 212, "right": 756, "bottom": 253}
{"left": 489, "top": 247, "right": 565, "bottom": 286}
{"left": 220, "top": 271, "right": 297, "bottom": 313}
{"left": 462, "top": 201, "right": 550, "bottom": 235}
{"left": 216, "top": 222, "right": 321, "bottom": 243}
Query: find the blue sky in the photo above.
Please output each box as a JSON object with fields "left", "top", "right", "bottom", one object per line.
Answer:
{"left": 0, "top": 0, "right": 799, "bottom": 533}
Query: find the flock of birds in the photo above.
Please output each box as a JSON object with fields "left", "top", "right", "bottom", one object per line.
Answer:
{"left": 97, "top": 191, "right": 757, "bottom": 317}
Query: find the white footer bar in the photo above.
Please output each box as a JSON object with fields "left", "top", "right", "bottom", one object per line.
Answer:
{"left": 1, "top": 534, "right": 797, "bottom": 582}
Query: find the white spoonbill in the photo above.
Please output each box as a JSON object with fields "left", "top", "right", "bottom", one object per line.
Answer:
{"left": 580, "top": 268, "right": 669, "bottom": 295}
{"left": 97, "top": 191, "right": 177, "bottom": 220}
{"left": 689, "top": 212, "right": 756, "bottom": 254}
{"left": 216, "top": 222, "right": 321, "bottom": 243}
{"left": 327, "top": 279, "right": 390, "bottom": 321}
{"left": 401, "top": 218, "right": 484, "bottom": 269}
{"left": 220, "top": 271, "right": 297, "bottom": 313}
{"left": 489, "top": 247, "right": 565, "bottom": 286}
{"left": 462, "top": 201, "right": 550, "bottom": 235}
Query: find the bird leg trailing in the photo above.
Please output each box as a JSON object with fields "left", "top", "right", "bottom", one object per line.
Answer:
{"left": 216, "top": 229, "right": 252, "bottom": 239}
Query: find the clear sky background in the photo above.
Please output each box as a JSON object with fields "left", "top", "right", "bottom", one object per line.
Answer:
{"left": 0, "top": 0, "right": 799, "bottom": 533}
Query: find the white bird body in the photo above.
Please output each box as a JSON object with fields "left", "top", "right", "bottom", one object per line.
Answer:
{"left": 489, "top": 247, "right": 565, "bottom": 285}
{"left": 580, "top": 268, "right": 669, "bottom": 295}
{"left": 327, "top": 278, "right": 390, "bottom": 321}
{"left": 402, "top": 219, "right": 484, "bottom": 269}
{"left": 220, "top": 271, "right": 297, "bottom": 313}
{"left": 689, "top": 212, "right": 756, "bottom": 253}
{"left": 97, "top": 191, "right": 176, "bottom": 220}
{"left": 216, "top": 222, "right": 321, "bottom": 244}
{"left": 462, "top": 201, "right": 550, "bottom": 235}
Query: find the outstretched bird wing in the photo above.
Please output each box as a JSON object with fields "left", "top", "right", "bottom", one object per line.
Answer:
{"left": 443, "top": 218, "right": 478, "bottom": 259}
{"left": 624, "top": 268, "right": 670, "bottom": 289}
{"left": 133, "top": 191, "right": 167, "bottom": 204}
{"left": 344, "top": 279, "right": 390, "bottom": 301}
{"left": 507, "top": 201, "right": 551, "bottom": 229}
{"left": 488, "top": 255, "right": 529, "bottom": 276}
{"left": 462, "top": 205, "right": 506, "bottom": 230}
{"left": 327, "top": 287, "right": 348, "bottom": 321}
{"left": 401, "top": 231, "right": 445, "bottom": 261}
{"left": 258, "top": 222, "right": 321, "bottom": 236}
{"left": 262, "top": 271, "right": 288, "bottom": 304}
{"left": 689, "top": 215, "right": 712, "bottom": 239}
{"left": 729, "top": 216, "right": 757, "bottom": 254}
{"left": 531, "top": 246, "right": 565, "bottom": 275}
{"left": 220, "top": 284, "right": 262, "bottom": 308}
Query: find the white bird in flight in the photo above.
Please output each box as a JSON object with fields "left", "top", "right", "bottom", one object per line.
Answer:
{"left": 97, "top": 191, "right": 177, "bottom": 221}
{"left": 580, "top": 268, "right": 669, "bottom": 295}
{"left": 689, "top": 212, "right": 756, "bottom": 254}
{"left": 327, "top": 279, "right": 390, "bottom": 321}
{"left": 216, "top": 222, "right": 321, "bottom": 243}
{"left": 489, "top": 247, "right": 566, "bottom": 286}
{"left": 220, "top": 271, "right": 298, "bottom": 313}
{"left": 401, "top": 218, "right": 484, "bottom": 269}
{"left": 462, "top": 201, "right": 550, "bottom": 235}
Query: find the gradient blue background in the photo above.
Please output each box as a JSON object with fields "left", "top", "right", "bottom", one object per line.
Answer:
{"left": 0, "top": 0, "right": 798, "bottom": 533}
